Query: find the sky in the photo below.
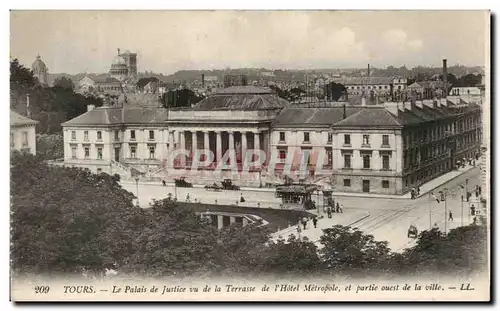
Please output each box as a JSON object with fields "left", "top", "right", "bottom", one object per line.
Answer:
{"left": 10, "top": 10, "right": 490, "bottom": 75}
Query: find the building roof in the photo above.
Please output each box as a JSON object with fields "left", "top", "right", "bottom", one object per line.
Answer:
{"left": 10, "top": 110, "right": 38, "bottom": 126}
{"left": 194, "top": 86, "right": 289, "bottom": 110}
{"left": 91, "top": 76, "right": 122, "bottom": 84}
{"left": 333, "top": 107, "right": 402, "bottom": 128}
{"left": 62, "top": 107, "right": 170, "bottom": 126}
{"left": 335, "top": 77, "right": 392, "bottom": 86}
{"left": 273, "top": 106, "right": 363, "bottom": 128}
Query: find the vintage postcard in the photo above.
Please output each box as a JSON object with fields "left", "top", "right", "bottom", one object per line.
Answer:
{"left": 9, "top": 10, "right": 491, "bottom": 302}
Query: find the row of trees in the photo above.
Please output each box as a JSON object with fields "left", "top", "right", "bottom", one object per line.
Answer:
{"left": 11, "top": 152, "right": 488, "bottom": 278}
{"left": 10, "top": 59, "right": 103, "bottom": 134}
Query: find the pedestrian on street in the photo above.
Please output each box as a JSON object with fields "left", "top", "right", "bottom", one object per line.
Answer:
{"left": 479, "top": 186, "right": 482, "bottom": 196}
{"left": 417, "top": 186, "right": 421, "bottom": 196}
{"left": 336, "top": 202, "right": 341, "bottom": 213}
{"left": 339, "top": 204, "right": 344, "bottom": 213}
{"left": 470, "top": 205, "right": 476, "bottom": 216}
{"left": 162, "top": 180, "right": 166, "bottom": 187}
{"left": 215, "top": 199, "right": 218, "bottom": 205}
{"left": 297, "top": 225, "right": 302, "bottom": 236}
{"left": 327, "top": 207, "right": 332, "bottom": 219}
{"left": 186, "top": 193, "right": 191, "bottom": 202}
{"left": 257, "top": 202, "right": 260, "bottom": 208}
{"left": 302, "top": 216, "right": 308, "bottom": 230}
{"left": 240, "top": 193, "right": 246, "bottom": 203}
{"left": 448, "top": 211, "right": 453, "bottom": 221}
{"left": 312, "top": 217, "right": 318, "bottom": 228}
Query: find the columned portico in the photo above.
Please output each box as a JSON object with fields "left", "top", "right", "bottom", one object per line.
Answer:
{"left": 241, "top": 132, "right": 248, "bottom": 163}
{"left": 192, "top": 131, "right": 198, "bottom": 160}
{"left": 228, "top": 131, "right": 235, "bottom": 162}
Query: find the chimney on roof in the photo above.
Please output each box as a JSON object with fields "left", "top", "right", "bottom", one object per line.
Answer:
{"left": 443, "top": 59, "right": 448, "bottom": 96}
{"left": 26, "top": 94, "right": 31, "bottom": 118}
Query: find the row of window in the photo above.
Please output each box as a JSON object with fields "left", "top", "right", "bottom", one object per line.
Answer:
{"left": 278, "top": 149, "right": 334, "bottom": 165}
{"left": 11, "top": 132, "right": 29, "bottom": 147}
{"left": 343, "top": 153, "right": 391, "bottom": 170}
{"left": 346, "top": 85, "right": 391, "bottom": 90}
{"left": 278, "top": 132, "right": 390, "bottom": 147}
{"left": 71, "top": 145, "right": 104, "bottom": 160}
{"left": 71, "top": 130, "right": 156, "bottom": 141}
{"left": 342, "top": 179, "right": 390, "bottom": 189}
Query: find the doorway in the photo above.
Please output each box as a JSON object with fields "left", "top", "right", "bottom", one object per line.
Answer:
{"left": 362, "top": 180, "right": 370, "bottom": 193}
{"left": 114, "top": 147, "right": 120, "bottom": 162}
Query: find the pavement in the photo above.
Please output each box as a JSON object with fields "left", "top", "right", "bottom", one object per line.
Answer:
{"left": 122, "top": 161, "right": 481, "bottom": 200}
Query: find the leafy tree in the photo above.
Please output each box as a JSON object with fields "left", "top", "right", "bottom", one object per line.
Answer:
{"left": 319, "top": 225, "right": 391, "bottom": 274}
{"left": 36, "top": 134, "right": 64, "bottom": 160}
{"left": 10, "top": 152, "right": 139, "bottom": 276}
{"left": 53, "top": 77, "right": 75, "bottom": 91}
{"left": 121, "top": 199, "right": 221, "bottom": 277}
{"left": 261, "top": 235, "right": 321, "bottom": 275}
{"left": 323, "top": 82, "right": 347, "bottom": 101}
{"left": 10, "top": 59, "right": 36, "bottom": 91}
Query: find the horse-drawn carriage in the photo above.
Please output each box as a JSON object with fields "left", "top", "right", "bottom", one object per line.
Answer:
{"left": 205, "top": 182, "right": 223, "bottom": 191}
{"left": 221, "top": 179, "right": 240, "bottom": 191}
{"left": 407, "top": 225, "right": 418, "bottom": 239}
{"left": 174, "top": 177, "right": 193, "bottom": 188}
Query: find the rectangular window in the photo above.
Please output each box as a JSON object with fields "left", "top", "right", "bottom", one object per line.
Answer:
{"left": 344, "top": 154, "right": 351, "bottom": 168}
{"left": 22, "top": 132, "right": 28, "bottom": 146}
{"left": 71, "top": 146, "right": 77, "bottom": 159}
{"left": 130, "top": 130, "right": 136, "bottom": 140}
{"left": 97, "top": 131, "right": 102, "bottom": 141}
{"left": 84, "top": 147, "right": 90, "bottom": 159}
{"left": 382, "top": 155, "right": 390, "bottom": 170}
{"left": 382, "top": 180, "right": 390, "bottom": 188}
{"left": 149, "top": 130, "right": 155, "bottom": 140}
{"left": 279, "top": 132, "right": 285, "bottom": 142}
{"left": 327, "top": 133, "right": 333, "bottom": 143}
{"left": 84, "top": 131, "right": 89, "bottom": 141}
{"left": 97, "top": 147, "right": 103, "bottom": 160}
{"left": 362, "top": 134, "right": 370, "bottom": 146}
{"left": 343, "top": 179, "right": 351, "bottom": 187}
{"left": 363, "top": 155, "right": 371, "bottom": 169}
{"left": 382, "top": 135, "right": 389, "bottom": 146}
{"left": 344, "top": 134, "right": 351, "bottom": 145}
{"left": 71, "top": 131, "right": 76, "bottom": 140}
{"left": 130, "top": 145, "right": 137, "bottom": 158}
{"left": 303, "top": 132, "right": 310, "bottom": 142}
{"left": 149, "top": 145, "right": 155, "bottom": 159}
{"left": 279, "top": 150, "right": 286, "bottom": 160}
{"left": 327, "top": 150, "right": 333, "bottom": 165}
{"left": 114, "top": 130, "right": 119, "bottom": 141}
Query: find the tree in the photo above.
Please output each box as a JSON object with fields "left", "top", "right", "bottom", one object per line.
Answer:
{"left": 36, "top": 133, "right": 64, "bottom": 160}
{"left": 164, "top": 88, "right": 205, "bottom": 108}
{"left": 53, "top": 77, "right": 75, "bottom": 91}
{"left": 10, "top": 59, "right": 36, "bottom": 91}
{"left": 121, "top": 199, "right": 222, "bottom": 277}
{"left": 324, "top": 82, "right": 347, "bottom": 101}
{"left": 10, "top": 152, "right": 140, "bottom": 276}
{"left": 261, "top": 235, "right": 322, "bottom": 275}
{"left": 319, "top": 225, "right": 391, "bottom": 274}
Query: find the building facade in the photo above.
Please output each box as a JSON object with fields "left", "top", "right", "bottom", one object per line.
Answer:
{"left": 10, "top": 111, "right": 38, "bottom": 155}
{"left": 59, "top": 86, "right": 482, "bottom": 195}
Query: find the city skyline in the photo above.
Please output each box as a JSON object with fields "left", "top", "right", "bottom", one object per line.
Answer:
{"left": 10, "top": 10, "right": 489, "bottom": 75}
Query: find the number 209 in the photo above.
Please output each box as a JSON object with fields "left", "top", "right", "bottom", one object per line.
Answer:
{"left": 34, "top": 286, "right": 50, "bottom": 294}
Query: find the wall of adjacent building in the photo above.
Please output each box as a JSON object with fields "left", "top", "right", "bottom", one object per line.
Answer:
{"left": 10, "top": 125, "right": 37, "bottom": 155}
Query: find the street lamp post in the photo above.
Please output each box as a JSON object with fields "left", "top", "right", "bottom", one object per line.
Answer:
{"left": 135, "top": 177, "right": 140, "bottom": 207}
{"left": 443, "top": 188, "right": 448, "bottom": 234}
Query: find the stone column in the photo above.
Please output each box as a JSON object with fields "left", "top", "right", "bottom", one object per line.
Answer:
{"left": 228, "top": 131, "right": 235, "bottom": 164}
{"left": 216, "top": 131, "right": 222, "bottom": 163}
{"left": 254, "top": 132, "right": 260, "bottom": 151}
{"left": 192, "top": 131, "right": 197, "bottom": 163}
{"left": 179, "top": 131, "right": 186, "bottom": 167}
{"left": 217, "top": 215, "right": 224, "bottom": 229}
{"left": 241, "top": 131, "right": 248, "bottom": 163}
{"left": 204, "top": 131, "right": 210, "bottom": 162}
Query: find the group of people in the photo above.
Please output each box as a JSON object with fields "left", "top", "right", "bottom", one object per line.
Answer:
{"left": 326, "top": 203, "right": 343, "bottom": 218}
{"left": 296, "top": 215, "right": 319, "bottom": 234}
{"left": 411, "top": 186, "right": 421, "bottom": 200}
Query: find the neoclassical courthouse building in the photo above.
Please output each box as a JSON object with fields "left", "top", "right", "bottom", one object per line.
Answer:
{"left": 59, "top": 82, "right": 482, "bottom": 195}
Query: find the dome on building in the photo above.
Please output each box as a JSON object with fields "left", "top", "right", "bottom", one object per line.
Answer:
{"left": 31, "top": 54, "right": 48, "bottom": 74}
{"left": 112, "top": 55, "right": 127, "bottom": 66}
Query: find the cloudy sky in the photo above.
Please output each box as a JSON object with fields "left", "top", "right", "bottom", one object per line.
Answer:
{"left": 10, "top": 10, "right": 489, "bottom": 74}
